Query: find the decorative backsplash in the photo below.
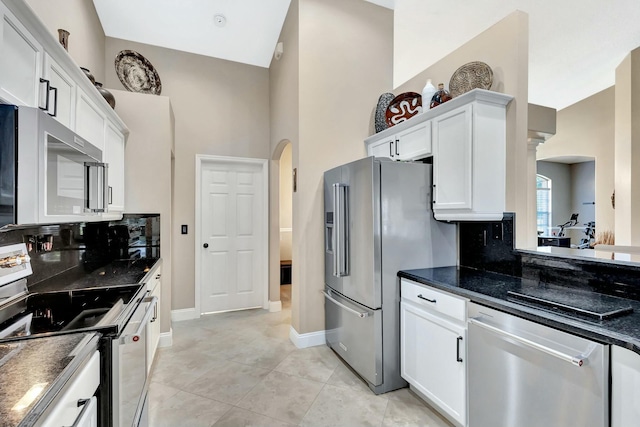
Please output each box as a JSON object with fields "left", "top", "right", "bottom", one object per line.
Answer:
{"left": 0, "top": 214, "right": 160, "bottom": 288}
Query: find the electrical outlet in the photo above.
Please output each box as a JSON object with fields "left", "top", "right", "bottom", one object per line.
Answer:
{"left": 492, "top": 223, "right": 503, "bottom": 240}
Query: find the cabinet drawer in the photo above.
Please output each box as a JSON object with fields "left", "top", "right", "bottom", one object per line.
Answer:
{"left": 40, "top": 350, "right": 100, "bottom": 427}
{"left": 401, "top": 279, "right": 466, "bottom": 322}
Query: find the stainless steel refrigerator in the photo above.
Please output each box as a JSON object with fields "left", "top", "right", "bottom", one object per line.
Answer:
{"left": 324, "top": 157, "right": 457, "bottom": 394}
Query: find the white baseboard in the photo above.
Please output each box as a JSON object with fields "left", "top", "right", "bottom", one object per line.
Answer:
{"left": 159, "top": 329, "right": 173, "bottom": 347}
{"left": 171, "top": 307, "right": 199, "bottom": 322}
{"left": 289, "top": 326, "right": 326, "bottom": 349}
{"left": 269, "top": 300, "right": 282, "bottom": 312}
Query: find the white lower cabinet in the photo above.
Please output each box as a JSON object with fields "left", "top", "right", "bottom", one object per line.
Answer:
{"left": 611, "top": 345, "right": 640, "bottom": 427}
{"left": 400, "top": 279, "right": 467, "bottom": 426}
{"left": 40, "top": 351, "right": 100, "bottom": 427}
{"left": 146, "top": 262, "right": 162, "bottom": 372}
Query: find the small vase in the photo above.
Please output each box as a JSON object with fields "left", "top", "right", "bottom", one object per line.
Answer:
{"left": 57, "top": 29, "right": 70, "bottom": 51}
{"left": 421, "top": 79, "right": 437, "bottom": 112}
{"left": 80, "top": 67, "right": 95, "bottom": 85}
{"left": 95, "top": 82, "right": 116, "bottom": 109}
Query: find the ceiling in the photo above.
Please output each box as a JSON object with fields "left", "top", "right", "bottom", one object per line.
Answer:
{"left": 93, "top": 0, "right": 291, "bottom": 68}
{"left": 93, "top": 0, "right": 640, "bottom": 110}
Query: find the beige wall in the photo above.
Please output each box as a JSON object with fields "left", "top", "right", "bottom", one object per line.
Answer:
{"left": 292, "top": 0, "right": 393, "bottom": 333}
{"left": 395, "top": 11, "right": 532, "bottom": 248}
{"left": 112, "top": 90, "right": 174, "bottom": 332}
{"left": 537, "top": 87, "right": 615, "bottom": 237}
{"left": 25, "top": 0, "right": 106, "bottom": 83}
{"left": 614, "top": 48, "right": 640, "bottom": 245}
{"left": 104, "top": 38, "right": 271, "bottom": 312}
{"left": 269, "top": 0, "right": 299, "bottom": 308}
{"left": 279, "top": 144, "right": 293, "bottom": 261}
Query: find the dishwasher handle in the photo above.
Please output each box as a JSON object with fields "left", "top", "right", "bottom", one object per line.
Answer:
{"left": 469, "top": 317, "right": 587, "bottom": 367}
{"left": 120, "top": 296, "right": 158, "bottom": 344}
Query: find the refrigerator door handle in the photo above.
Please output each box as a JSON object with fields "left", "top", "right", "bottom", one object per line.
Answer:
{"left": 333, "top": 183, "right": 349, "bottom": 277}
{"left": 322, "top": 290, "right": 369, "bottom": 318}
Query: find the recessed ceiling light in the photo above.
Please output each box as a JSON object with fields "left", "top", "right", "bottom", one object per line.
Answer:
{"left": 213, "top": 14, "right": 227, "bottom": 27}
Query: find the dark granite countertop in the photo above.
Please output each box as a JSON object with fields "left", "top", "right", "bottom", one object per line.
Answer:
{"left": 29, "top": 257, "right": 160, "bottom": 293}
{"left": 399, "top": 266, "right": 640, "bottom": 355}
{"left": 0, "top": 332, "right": 99, "bottom": 427}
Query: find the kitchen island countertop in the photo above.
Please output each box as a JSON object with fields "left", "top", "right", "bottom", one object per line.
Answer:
{"left": 399, "top": 266, "right": 640, "bottom": 355}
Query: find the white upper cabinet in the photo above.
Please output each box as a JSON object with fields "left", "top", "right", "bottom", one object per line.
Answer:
{"left": 365, "top": 90, "right": 513, "bottom": 221}
{"left": 365, "top": 113, "right": 432, "bottom": 161}
{"left": 432, "top": 91, "right": 513, "bottom": 221}
{"left": 43, "top": 53, "right": 76, "bottom": 128}
{"left": 104, "top": 120, "right": 126, "bottom": 216}
{"left": 0, "top": 2, "right": 43, "bottom": 107}
{"left": 75, "top": 87, "right": 106, "bottom": 151}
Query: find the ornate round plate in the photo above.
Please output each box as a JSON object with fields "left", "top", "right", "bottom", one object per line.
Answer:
{"left": 115, "top": 50, "right": 162, "bottom": 95}
{"left": 375, "top": 92, "right": 395, "bottom": 133}
{"left": 385, "top": 92, "right": 422, "bottom": 127}
{"left": 449, "top": 61, "right": 493, "bottom": 98}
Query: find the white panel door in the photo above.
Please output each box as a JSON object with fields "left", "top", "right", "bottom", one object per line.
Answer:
{"left": 200, "top": 160, "right": 265, "bottom": 313}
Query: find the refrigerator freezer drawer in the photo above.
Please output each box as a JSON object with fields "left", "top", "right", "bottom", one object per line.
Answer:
{"left": 324, "top": 287, "right": 382, "bottom": 386}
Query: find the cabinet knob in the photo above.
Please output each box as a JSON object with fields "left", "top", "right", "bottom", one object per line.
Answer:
{"left": 203, "top": 243, "right": 209, "bottom": 248}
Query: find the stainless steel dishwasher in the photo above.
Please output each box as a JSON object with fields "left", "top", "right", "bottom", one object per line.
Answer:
{"left": 468, "top": 303, "right": 609, "bottom": 427}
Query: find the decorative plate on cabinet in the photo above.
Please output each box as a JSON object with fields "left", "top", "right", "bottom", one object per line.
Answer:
{"left": 375, "top": 92, "right": 395, "bottom": 133}
{"left": 115, "top": 50, "right": 162, "bottom": 95}
{"left": 385, "top": 92, "right": 422, "bottom": 127}
{"left": 449, "top": 61, "right": 493, "bottom": 98}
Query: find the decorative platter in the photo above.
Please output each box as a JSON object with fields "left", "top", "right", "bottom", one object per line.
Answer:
{"left": 449, "top": 61, "right": 493, "bottom": 98}
{"left": 115, "top": 50, "right": 162, "bottom": 95}
{"left": 375, "top": 92, "right": 395, "bottom": 133}
{"left": 385, "top": 92, "right": 422, "bottom": 127}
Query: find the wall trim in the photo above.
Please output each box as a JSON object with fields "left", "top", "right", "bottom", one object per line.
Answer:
{"left": 158, "top": 330, "right": 173, "bottom": 347}
{"left": 171, "top": 307, "right": 199, "bottom": 322}
{"left": 269, "top": 300, "right": 282, "bottom": 312}
{"left": 289, "top": 326, "right": 326, "bottom": 349}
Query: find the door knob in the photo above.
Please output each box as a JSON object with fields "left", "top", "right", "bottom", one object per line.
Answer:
{"left": 203, "top": 243, "right": 209, "bottom": 248}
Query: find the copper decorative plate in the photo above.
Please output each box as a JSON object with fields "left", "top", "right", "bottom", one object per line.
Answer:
{"left": 385, "top": 92, "right": 422, "bottom": 127}
{"left": 449, "top": 61, "right": 493, "bottom": 98}
{"left": 115, "top": 50, "right": 162, "bottom": 95}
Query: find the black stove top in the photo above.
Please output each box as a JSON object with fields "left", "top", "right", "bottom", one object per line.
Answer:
{"left": 507, "top": 287, "right": 634, "bottom": 321}
{"left": 0, "top": 284, "right": 142, "bottom": 341}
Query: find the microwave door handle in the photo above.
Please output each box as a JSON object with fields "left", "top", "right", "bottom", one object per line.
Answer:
{"left": 102, "top": 163, "right": 109, "bottom": 211}
{"left": 120, "top": 296, "right": 158, "bottom": 345}
{"left": 84, "top": 162, "right": 108, "bottom": 213}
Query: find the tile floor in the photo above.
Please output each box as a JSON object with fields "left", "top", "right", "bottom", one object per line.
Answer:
{"left": 148, "top": 285, "right": 453, "bottom": 427}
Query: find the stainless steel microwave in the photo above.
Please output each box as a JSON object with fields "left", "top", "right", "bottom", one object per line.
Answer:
{"left": 0, "top": 104, "right": 108, "bottom": 227}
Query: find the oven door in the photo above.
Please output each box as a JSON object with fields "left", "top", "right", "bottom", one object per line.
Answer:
{"left": 112, "top": 293, "right": 157, "bottom": 427}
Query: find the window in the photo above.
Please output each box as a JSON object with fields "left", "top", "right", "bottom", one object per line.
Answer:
{"left": 536, "top": 174, "right": 552, "bottom": 231}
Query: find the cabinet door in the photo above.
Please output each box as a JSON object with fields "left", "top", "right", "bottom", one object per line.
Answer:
{"left": 367, "top": 136, "right": 395, "bottom": 160}
{"left": 104, "top": 121, "right": 126, "bottom": 213}
{"left": 612, "top": 346, "right": 640, "bottom": 427}
{"left": 43, "top": 53, "right": 76, "bottom": 129}
{"left": 146, "top": 268, "right": 162, "bottom": 373}
{"left": 432, "top": 104, "right": 473, "bottom": 211}
{"left": 401, "top": 301, "right": 466, "bottom": 425}
{"left": 397, "top": 120, "right": 431, "bottom": 160}
{"left": 76, "top": 87, "right": 106, "bottom": 150}
{"left": 0, "top": 3, "right": 43, "bottom": 107}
